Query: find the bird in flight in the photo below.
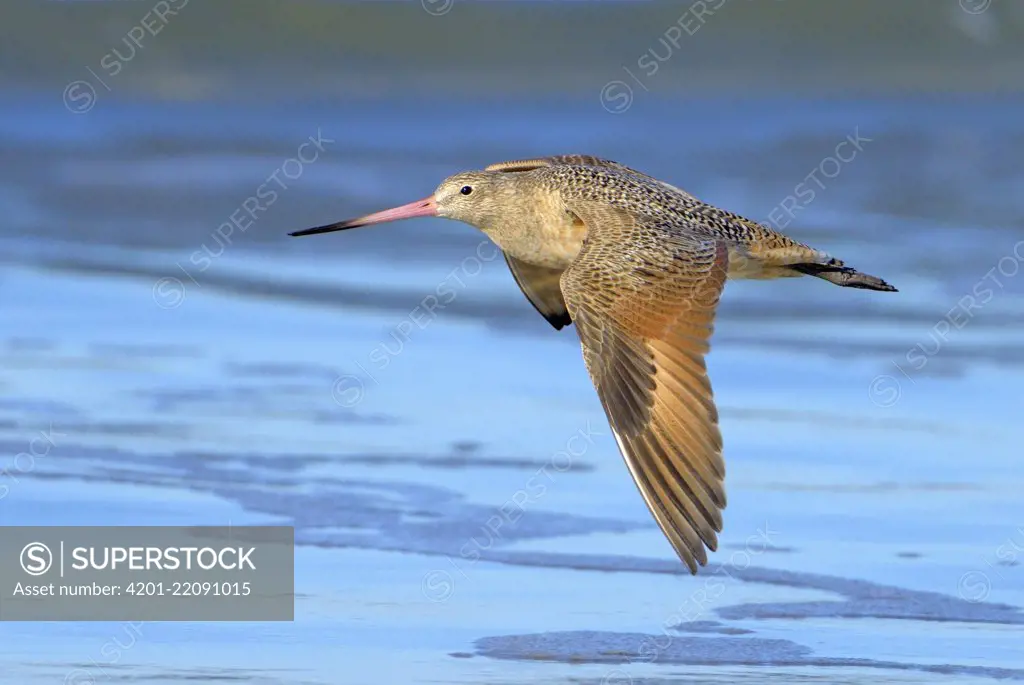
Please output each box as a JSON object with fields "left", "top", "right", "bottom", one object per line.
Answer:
{"left": 289, "top": 154, "right": 896, "bottom": 574}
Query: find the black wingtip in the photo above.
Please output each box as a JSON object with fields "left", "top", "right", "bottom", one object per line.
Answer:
{"left": 550, "top": 313, "right": 574, "bottom": 331}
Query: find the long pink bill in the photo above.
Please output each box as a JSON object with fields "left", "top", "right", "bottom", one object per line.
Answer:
{"left": 289, "top": 196, "right": 438, "bottom": 237}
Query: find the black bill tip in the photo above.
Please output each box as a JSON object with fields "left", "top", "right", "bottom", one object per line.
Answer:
{"left": 288, "top": 221, "right": 359, "bottom": 237}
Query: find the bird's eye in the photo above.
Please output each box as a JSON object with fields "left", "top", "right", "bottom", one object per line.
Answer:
{"left": 460, "top": 185, "right": 473, "bottom": 195}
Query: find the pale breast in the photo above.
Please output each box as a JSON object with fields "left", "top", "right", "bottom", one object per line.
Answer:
{"left": 534, "top": 212, "right": 587, "bottom": 269}
{"left": 490, "top": 194, "right": 588, "bottom": 271}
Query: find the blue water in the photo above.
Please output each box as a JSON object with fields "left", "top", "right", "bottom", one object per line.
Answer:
{"left": 1, "top": 86, "right": 1023, "bottom": 683}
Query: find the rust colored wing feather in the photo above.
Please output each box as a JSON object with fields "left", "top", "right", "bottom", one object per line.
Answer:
{"left": 502, "top": 252, "right": 572, "bottom": 330}
{"left": 560, "top": 202, "right": 728, "bottom": 573}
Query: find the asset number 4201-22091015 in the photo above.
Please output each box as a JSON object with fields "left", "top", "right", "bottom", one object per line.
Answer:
{"left": 126, "top": 581, "right": 251, "bottom": 596}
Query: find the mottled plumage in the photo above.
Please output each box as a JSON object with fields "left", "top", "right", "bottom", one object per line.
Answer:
{"left": 290, "top": 154, "right": 897, "bottom": 574}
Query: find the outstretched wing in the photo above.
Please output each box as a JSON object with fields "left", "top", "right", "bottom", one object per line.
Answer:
{"left": 486, "top": 155, "right": 696, "bottom": 199}
{"left": 559, "top": 202, "right": 728, "bottom": 574}
{"left": 502, "top": 252, "right": 572, "bottom": 330}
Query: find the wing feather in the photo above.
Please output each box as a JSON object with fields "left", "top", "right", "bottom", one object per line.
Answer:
{"left": 486, "top": 155, "right": 697, "bottom": 199}
{"left": 502, "top": 252, "right": 571, "bottom": 330}
{"left": 560, "top": 202, "right": 728, "bottom": 573}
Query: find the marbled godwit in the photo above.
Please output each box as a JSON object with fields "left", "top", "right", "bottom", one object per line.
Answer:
{"left": 289, "top": 154, "right": 897, "bottom": 574}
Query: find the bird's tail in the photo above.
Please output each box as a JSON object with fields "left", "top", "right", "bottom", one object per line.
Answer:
{"left": 790, "top": 261, "right": 898, "bottom": 292}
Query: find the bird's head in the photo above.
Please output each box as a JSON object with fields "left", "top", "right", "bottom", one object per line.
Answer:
{"left": 288, "top": 170, "right": 511, "bottom": 237}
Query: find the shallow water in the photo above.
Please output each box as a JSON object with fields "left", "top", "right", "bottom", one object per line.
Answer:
{"left": 2, "top": 2, "right": 1024, "bottom": 683}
